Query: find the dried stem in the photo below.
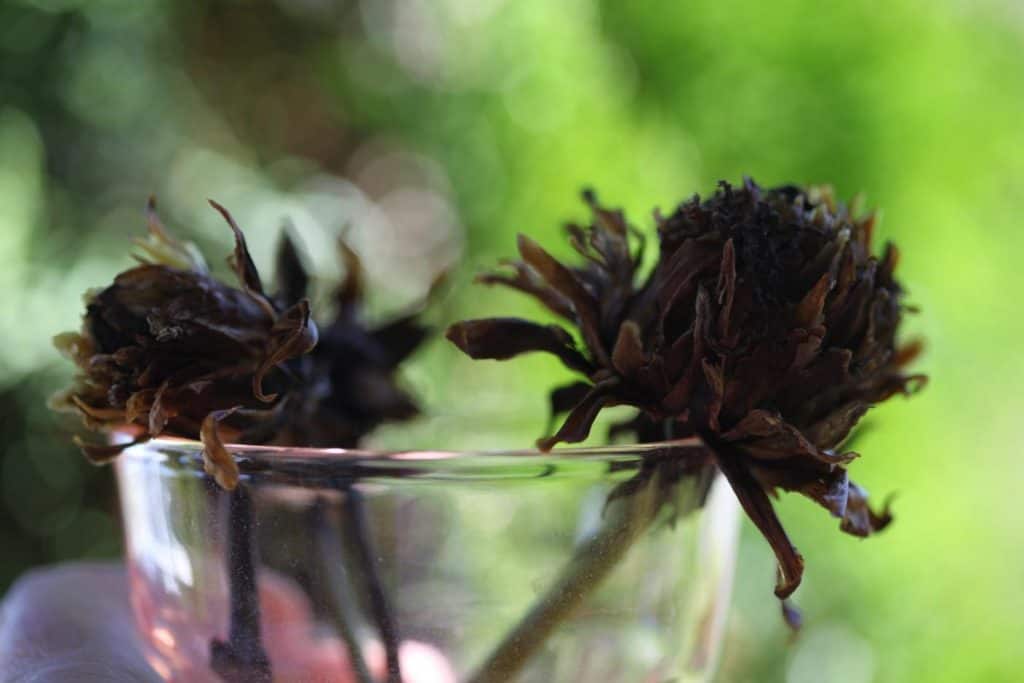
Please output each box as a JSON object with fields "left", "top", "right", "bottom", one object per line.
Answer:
{"left": 312, "top": 497, "right": 375, "bottom": 683}
{"left": 210, "top": 483, "right": 272, "bottom": 682}
{"left": 341, "top": 484, "right": 403, "bottom": 683}
{"left": 466, "top": 458, "right": 680, "bottom": 683}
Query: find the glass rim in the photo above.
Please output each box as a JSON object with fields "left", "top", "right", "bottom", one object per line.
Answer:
{"left": 129, "top": 435, "right": 709, "bottom": 463}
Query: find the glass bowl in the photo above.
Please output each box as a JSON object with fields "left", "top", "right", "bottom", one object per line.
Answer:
{"left": 115, "top": 438, "right": 739, "bottom": 683}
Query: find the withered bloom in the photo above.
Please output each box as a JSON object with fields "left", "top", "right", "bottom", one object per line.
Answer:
{"left": 272, "top": 228, "right": 427, "bottom": 449}
{"left": 447, "top": 179, "right": 925, "bottom": 613}
{"left": 53, "top": 199, "right": 424, "bottom": 489}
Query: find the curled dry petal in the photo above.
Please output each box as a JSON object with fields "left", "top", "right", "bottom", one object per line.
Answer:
{"left": 253, "top": 299, "right": 319, "bottom": 402}
{"left": 201, "top": 407, "right": 242, "bottom": 490}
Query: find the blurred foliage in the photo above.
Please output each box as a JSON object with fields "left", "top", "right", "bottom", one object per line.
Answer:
{"left": 1, "top": 0, "right": 1023, "bottom": 681}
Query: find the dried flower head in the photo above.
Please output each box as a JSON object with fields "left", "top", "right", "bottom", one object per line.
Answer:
{"left": 447, "top": 178, "right": 925, "bottom": 613}
{"left": 271, "top": 225, "right": 427, "bottom": 449}
{"left": 53, "top": 199, "right": 426, "bottom": 488}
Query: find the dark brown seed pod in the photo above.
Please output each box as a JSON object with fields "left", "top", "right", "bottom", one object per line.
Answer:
{"left": 447, "top": 178, "right": 925, "bottom": 619}
{"left": 270, "top": 234, "right": 427, "bottom": 450}
{"left": 52, "top": 198, "right": 426, "bottom": 488}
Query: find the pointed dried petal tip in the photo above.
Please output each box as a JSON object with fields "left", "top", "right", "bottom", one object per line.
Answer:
{"left": 274, "top": 228, "right": 310, "bottom": 307}
{"left": 208, "top": 199, "right": 266, "bottom": 298}
{"left": 536, "top": 383, "right": 614, "bottom": 451}
{"left": 133, "top": 197, "right": 208, "bottom": 272}
{"left": 336, "top": 237, "right": 365, "bottom": 314}
{"left": 794, "top": 273, "right": 832, "bottom": 329}
{"left": 448, "top": 178, "right": 925, "bottom": 626}
{"left": 611, "top": 320, "right": 645, "bottom": 375}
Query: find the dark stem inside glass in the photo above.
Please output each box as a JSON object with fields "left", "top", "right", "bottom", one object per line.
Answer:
{"left": 340, "top": 483, "right": 403, "bottom": 683}
{"left": 209, "top": 483, "right": 272, "bottom": 682}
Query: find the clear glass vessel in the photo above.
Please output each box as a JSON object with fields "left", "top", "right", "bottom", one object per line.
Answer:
{"left": 116, "top": 438, "right": 739, "bottom": 683}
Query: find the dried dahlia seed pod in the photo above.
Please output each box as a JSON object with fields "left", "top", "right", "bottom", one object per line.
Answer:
{"left": 273, "top": 235, "right": 427, "bottom": 449}
{"left": 53, "top": 198, "right": 430, "bottom": 489}
{"left": 447, "top": 178, "right": 925, "bottom": 616}
{"left": 648, "top": 181, "right": 924, "bottom": 595}
{"left": 52, "top": 200, "right": 316, "bottom": 488}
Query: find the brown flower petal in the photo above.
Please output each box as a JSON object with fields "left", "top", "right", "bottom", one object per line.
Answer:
{"left": 68, "top": 396, "right": 125, "bottom": 426}
{"left": 147, "top": 382, "right": 171, "bottom": 436}
{"left": 839, "top": 483, "right": 894, "bottom": 537}
{"left": 517, "top": 234, "right": 609, "bottom": 366}
{"left": 750, "top": 461, "right": 892, "bottom": 538}
{"left": 716, "top": 239, "right": 737, "bottom": 341}
{"left": 537, "top": 381, "right": 617, "bottom": 450}
{"left": 701, "top": 359, "right": 725, "bottom": 432}
{"left": 660, "top": 287, "right": 712, "bottom": 413}
{"left": 370, "top": 315, "right": 431, "bottom": 369}
{"left": 274, "top": 229, "right": 310, "bottom": 307}
{"left": 201, "top": 407, "right": 242, "bottom": 490}
{"left": 803, "top": 400, "right": 869, "bottom": 450}
{"left": 611, "top": 320, "right": 645, "bottom": 376}
{"left": 548, "top": 382, "right": 593, "bottom": 418}
{"left": 208, "top": 200, "right": 267, "bottom": 301}
{"left": 794, "top": 273, "right": 832, "bottom": 329}
{"left": 476, "top": 260, "right": 575, "bottom": 321}
{"left": 252, "top": 299, "right": 319, "bottom": 402}
{"left": 446, "top": 318, "right": 592, "bottom": 374}
{"left": 335, "top": 238, "right": 365, "bottom": 316}
{"left": 710, "top": 437, "right": 805, "bottom": 599}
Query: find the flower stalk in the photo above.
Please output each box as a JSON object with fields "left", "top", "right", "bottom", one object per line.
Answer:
{"left": 341, "top": 485, "right": 403, "bottom": 683}
{"left": 210, "top": 484, "right": 272, "bottom": 682}
{"left": 469, "top": 443, "right": 713, "bottom": 683}
{"left": 312, "top": 497, "right": 375, "bottom": 683}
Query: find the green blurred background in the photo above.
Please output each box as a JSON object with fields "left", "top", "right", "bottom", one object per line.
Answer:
{"left": 1, "top": 0, "right": 1021, "bottom": 681}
